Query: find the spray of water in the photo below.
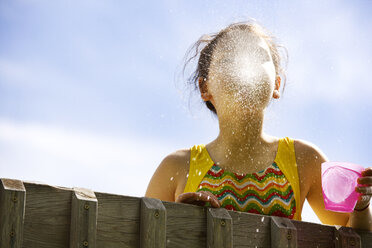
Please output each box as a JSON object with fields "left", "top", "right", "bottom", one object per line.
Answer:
{"left": 208, "top": 29, "right": 276, "bottom": 114}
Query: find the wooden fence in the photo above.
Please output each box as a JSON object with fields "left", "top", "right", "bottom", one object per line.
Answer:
{"left": 1, "top": 178, "right": 371, "bottom": 248}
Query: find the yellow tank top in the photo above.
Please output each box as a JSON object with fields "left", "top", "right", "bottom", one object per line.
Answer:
{"left": 183, "top": 137, "right": 302, "bottom": 221}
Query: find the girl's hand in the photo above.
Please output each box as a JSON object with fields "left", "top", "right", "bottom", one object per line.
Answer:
{"left": 355, "top": 167, "right": 372, "bottom": 210}
{"left": 175, "top": 191, "right": 221, "bottom": 208}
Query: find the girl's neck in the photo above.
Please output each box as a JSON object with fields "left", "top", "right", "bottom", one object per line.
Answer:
{"left": 218, "top": 110, "right": 265, "bottom": 145}
{"left": 207, "top": 109, "right": 278, "bottom": 172}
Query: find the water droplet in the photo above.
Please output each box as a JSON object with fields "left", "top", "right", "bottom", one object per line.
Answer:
{"left": 186, "top": 174, "right": 189, "bottom": 178}
{"left": 256, "top": 228, "right": 259, "bottom": 232}
{"left": 198, "top": 171, "right": 202, "bottom": 176}
{"left": 170, "top": 177, "right": 174, "bottom": 181}
{"left": 261, "top": 216, "right": 265, "bottom": 222}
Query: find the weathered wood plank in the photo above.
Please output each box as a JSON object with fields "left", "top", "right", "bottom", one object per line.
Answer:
{"left": 292, "top": 219, "right": 335, "bottom": 248}
{"left": 0, "top": 178, "right": 26, "bottom": 248}
{"left": 334, "top": 226, "right": 361, "bottom": 248}
{"left": 70, "top": 188, "right": 98, "bottom": 248}
{"left": 163, "top": 201, "right": 207, "bottom": 248}
{"left": 140, "top": 197, "right": 166, "bottom": 248}
{"left": 207, "top": 208, "right": 233, "bottom": 248}
{"left": 271, "top": 216, "right": 297, "bottom": 248}
{"left": 229, "top": 211, "right": 271, "bottom": 248}
{"left": 22, "top": 181, "right": 72, "bottom": 248}
{"left": 2, "top": 178, "right": 371, "bottom": 248}
{"left": 355, "top": 229, "right": 372, "bottom": 248}
{"left": 95, "top": 192, "right": 141, "bottom": 248}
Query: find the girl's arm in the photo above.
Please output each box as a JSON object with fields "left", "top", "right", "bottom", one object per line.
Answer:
{"left": 296, "top": 140, "right": 372, "bottom": 230}
{"left": 295, "top": 140, "right": 350, "bottom": 226}
{"left": 145, "top": 149, "right": 190, "bottom": 202}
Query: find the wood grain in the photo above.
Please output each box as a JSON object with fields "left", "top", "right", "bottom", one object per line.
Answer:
{"left": 292, "top": 219, "right": 336, "bottom": 248}
{"left": 1, "top": 179, "right": 372, "bottom": 248}
{"left": 355, "top": 229, "right": 372, "bottom": 248}
{"left": 229, "top": 211, "right": 271, "bottom": 248}
{"left": 163, "top": 201, "right": 207, "bottom": 248}
{"left": 96, "top": 192, "right": 141, "bottom": 248}
{"left": 207, "top": 208, "right": 233, "bottom": 248}
{"left": 0, "top": 178, "right": 26, "bottom": 248}
{"left": 271, "top": 216, "right": 297, "bottom": 248}
{"left": 140, "top": 197, "right": 166, "bottom": 248}
{"left": 70, "top": 187, "right": 98, "bottom": 248}
{"left": 335, "top": 226, "right": 361, "bottom": 248}
{"left": 22, "top": 182, "right": 72, "bottom": 248}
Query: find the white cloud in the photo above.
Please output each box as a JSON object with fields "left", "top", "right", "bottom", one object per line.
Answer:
{"left": 0, "top": 119, "right": 173, "bottom": 197}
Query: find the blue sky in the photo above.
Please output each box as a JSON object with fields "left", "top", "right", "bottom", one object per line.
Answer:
{"left": 1, "top": 0, "right": 371, "bottom": 223}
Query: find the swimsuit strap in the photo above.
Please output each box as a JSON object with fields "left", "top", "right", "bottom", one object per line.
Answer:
{"left": 183, "top": 144, "right": 214, "bottom": 194}
{"left": 274, "top": 137, "right": 302, "bottom": 220}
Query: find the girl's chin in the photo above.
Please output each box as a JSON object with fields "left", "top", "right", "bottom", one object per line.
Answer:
{"left": 217, "top": 102, "right": 267, "bottom": 115}
{"left": 217, "top": 94, "right": 271, "bottom": 110}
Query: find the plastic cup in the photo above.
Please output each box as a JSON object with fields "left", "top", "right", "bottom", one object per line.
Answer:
{"left": 321, "top": 161, "right": 365, "bottom": 212}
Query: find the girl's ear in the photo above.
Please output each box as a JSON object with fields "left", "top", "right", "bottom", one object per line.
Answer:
{"left": 272, "top": 76, "right": 281, "bottom": 99}
{"left": 198, "top": 77, "right": 212, "bottom": 101}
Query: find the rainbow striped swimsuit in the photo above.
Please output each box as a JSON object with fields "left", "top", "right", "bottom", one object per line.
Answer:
{"left": 196, "top": 162, "right": 296, "bottom": 219}
{"left": 183, "top": 138, "right": 302, "bottom": 220}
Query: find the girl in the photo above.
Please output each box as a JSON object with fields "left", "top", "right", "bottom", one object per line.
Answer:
{"left": 145, "top": 21, "right": 372, "bottom": 230}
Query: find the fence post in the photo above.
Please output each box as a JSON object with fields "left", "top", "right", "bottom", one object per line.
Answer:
{"left": 207, "top": 208, "right": 233, "bottom": 248}
{"left": 70, "top": 187, "right": 97, "bottom": 248}
{"left": 271, "top": 216, "right": 297, "bottom": 248}
{"left": 0, "top": 178, "right": 26, "bottom": 248}
{"left": 140, "top": 197, "right": 166, "bottom": 248}
{"left": 335, "top": 226, "right": 361, "bottom": 248}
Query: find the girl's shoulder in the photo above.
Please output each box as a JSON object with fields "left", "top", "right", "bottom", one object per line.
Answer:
{"left": 158, "top": 148, "right": 191, "bottom": 181}
{"left": 163, "top": 148, "right": 190, "bottom": 166}
{"left": 292, "top": 139, "right": 327, "bottom": 200}
{"left": 293, "top": 139, "right": 328, "bottom": 165}
{"left": 145, "top": 148, "right": 191, "bottom": 201}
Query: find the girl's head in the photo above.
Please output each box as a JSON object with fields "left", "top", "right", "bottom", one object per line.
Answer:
{"left": 184, "top": 21, "right": 287, "bottom": 116}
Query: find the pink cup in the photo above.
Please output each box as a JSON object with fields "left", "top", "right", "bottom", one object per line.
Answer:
{"left": 321, "top": 161, "right": 365, "bottom": 212}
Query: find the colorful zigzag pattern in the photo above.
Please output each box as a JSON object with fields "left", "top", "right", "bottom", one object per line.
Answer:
{"left": 196, "top": 162, "right": 296, "bottom": 219}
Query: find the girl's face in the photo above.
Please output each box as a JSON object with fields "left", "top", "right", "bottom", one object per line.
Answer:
{"left": 207, "top": 30, "right": 276, "bottom": 115}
